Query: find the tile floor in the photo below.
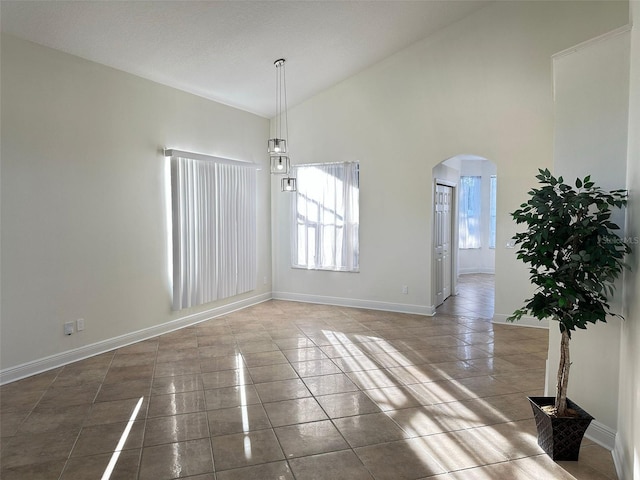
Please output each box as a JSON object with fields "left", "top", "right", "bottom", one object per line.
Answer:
{"left": 436, "top": 273, "right": 495, "bottom": 319}
{"left": 0, "top": 279, "right": 619, "bottom": 479}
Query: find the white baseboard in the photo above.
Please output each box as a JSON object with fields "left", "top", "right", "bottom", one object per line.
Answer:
{"left": 492, "top": 313, "right": 549, "bottom": 329}
{"left": 272, "top": 291, "right": 435, "bottom": 316}
{"left": 585, "top": 420, "right": 617, "bottom": 451}
{"left": 458, "top": 268, "right": 496, "bottom": 275}
{"left": 612, "top": 434, "right": 627, "bottom": 480}
{"left": 0, "top": 293, "right": 272, "bottom": 385}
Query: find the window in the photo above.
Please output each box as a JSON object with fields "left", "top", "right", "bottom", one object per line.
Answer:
{"left": 459, "top": 176, "right": 482, "bottom": 249}
{"left": 489, "top": 175, "right": 497, "bottom": 249}
{"left": 170, "top": 153, "right": 257, "bottom": 310}
{"left": 292, "top": 162, "right": 359, "bottom": 272}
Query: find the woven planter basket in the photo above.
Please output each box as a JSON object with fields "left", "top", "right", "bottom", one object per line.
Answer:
{"left": 528, "top": 396, "right": 594, "bottom": 461}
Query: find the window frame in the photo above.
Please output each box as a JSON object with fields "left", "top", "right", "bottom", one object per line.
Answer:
{"left": 291, "top": 161, "right": 360, "bottom": 272}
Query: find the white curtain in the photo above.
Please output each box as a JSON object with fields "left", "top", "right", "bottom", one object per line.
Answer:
{"left": 459, "top": 175, "right": 482, "bottom": 249}
{"left": 216, "top": 163, "right": 257, "bottom": 299}
{"left": 171, "top": 155, "right": 256, "bottom": 310}
{"left": 292, "top": 162, "right": 359, "bottom": 272}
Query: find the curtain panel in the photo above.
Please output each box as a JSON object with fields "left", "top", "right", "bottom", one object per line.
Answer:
{"left": 459, "top": 175, "right": 482, "bottom": 249}
{"left": 171, "top": 155, "right": 257, "bottom": 310}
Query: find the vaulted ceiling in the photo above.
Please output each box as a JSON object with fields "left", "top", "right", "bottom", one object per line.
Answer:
{"left": 1, "top": 1, "right": 491, "bottom": 118}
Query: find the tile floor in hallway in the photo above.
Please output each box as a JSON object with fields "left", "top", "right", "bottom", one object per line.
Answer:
{"left": 436, "top": 273, "right": 495, "bottom": 319}
{"left": 0, "top": 297, "right": 619, "bottom": 479}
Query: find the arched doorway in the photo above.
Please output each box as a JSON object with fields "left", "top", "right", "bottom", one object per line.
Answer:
{"left": 432, "top": 154, "right": 497, "bottom": 318}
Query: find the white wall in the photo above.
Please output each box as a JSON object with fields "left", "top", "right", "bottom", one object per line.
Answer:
{"left": 0, "top": 35, "right": 272, "bottom": 378}
{"left": 615, "top": 2, "right": 640, "bottom": 478}
{"left": 551, "top": 27, "right": 630, "bottom": 446}
{"left": 271, "top": 1, "right": 629, "bottom": 317}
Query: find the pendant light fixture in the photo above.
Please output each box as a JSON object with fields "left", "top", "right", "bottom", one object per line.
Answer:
{"left": 281, "top": 176, "right": 297, "bottom": 192}
{"left": 268, "top": 58, "right": 296, "bottom": 191}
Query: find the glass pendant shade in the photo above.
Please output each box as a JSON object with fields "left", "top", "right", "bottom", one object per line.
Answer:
{"left": 281, "top": 177, "right": 297, "bottom": 192}
{"left": 268, "top": 138, "right": 287, "bottom": 155}
{"left": 270, "top": 155, "right": 290, "bottom": 174}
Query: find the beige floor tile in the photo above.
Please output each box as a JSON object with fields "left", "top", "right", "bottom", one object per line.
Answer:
{"left": 289, "top": 449, "right": 374, "bottom": 480}
{"left": 144, "top": 412, "right": 209, "bottom": 446}
{"left": 198, "top": 344, "right": 242, "bottom": 358}
{"left": 511, "top": 454, "right": 580, "bottom": 479}
{"left": 238, "top": 340, "right": 280, "bottom": 354}
{"left": 303, "top": 373, "right": 359, "bottom": 396}
{"left": 207, "top": 404, "right": 272, "bottom": 436}
{"left": 216, "top": 460, "right": 294, "bottom": 480}
{"left": 94, "top": 378, "right": 152, "bottom": 402}
{"left": 148, "top": 390, "right": 206, "bottom": 417}
{"left": 211, "top": 429, "right": 285, "bottom": 470}
{"left": 446, "top": 460, "right": 535, "bottom": 479}
{"left": 0, "top": 388, "right": 45, "bottom": 414}
{"left": 254, "top": 378, "right": 312, "bottom": 403}
{"left": 199, "top": 354, "right": 245, "bottom": 373}
{"left": 61, "top": 450, "right": 141, "bottom": 479}
{"left": 469, "top": 420, "right": 543, "bottom": 459}
{"left": 1, "top": 429, "right": 79, "bottom": 469}
{"left": 575, "top": 444, "right": 619, "bottom": 479}
{"left": 103, "top": 364, "right": 154, "bottom": 384}
{"left": 84, "top": 396, "right": 148, "bottom": 426}
{"left": 330, "top": 354, "right": 382, "bottom": 372}
{"left": 415, "top": 428, "right": 508, "bottom": 471}
{"left": 154, "top": 358, "right": 202, "bottom": 377}
{"left": 291, "top": 358, "right": 342, "bottom": 377}
{"left": 282, "top": 346, "right": 328, "bottom": 362}
{"left": 272, "top": 336, "right": 316, "bottom": 349}
{"left": 315, "top": 391, "right": 381, "bottom": 418}
{"left": 204, "top": 384, "right": 261, "bottom": 410}
{"left": 37, "top": 383, "right": 101, "bottom": 408}
{"left": 17, "top": 404, "right": 90, "bottom": 434}
{"left": 110, "top": 352, "right": 157, "bottom": 368}
{"left": 387, "top": 404, "right": 468, "bottom": 437}
{"left": 139, "top": 438, "right": 213, "bottom": 480}
{"left": 274, "top": 420, "right": 349, "bottom": 458}
{"left": 354, "top": 438, "right": 446, "bottom": 480}
{"left": 346, "top": 368, "right": 403, "bottom": 390}
{"left": 363, "top": 385, "right": 425, "bottom": 411}
{"left": 1, "top": 459, "right": 66, "bottom": 480}
{"left": 0, "top": 410, "right": 29, "bottom": 437}
{"left": 242, "top": 350, "right": 289, "bottom": 367}
{"left": 334, "top": 412, "right": 409, "bottom": 447}
{"left": 151, "top": 374, "right": 203, "bottom": 395}
{"left": 72, "top": 420, "right": 144, "bottom": 456}
{"left": 248, "top": 363, "right": 299, "bottom": 383}
{"left": 200, "top": 368, "right": 252, "bottom": 390}
{"left": 263, "top": 397, "right": 328, "bottom": 427}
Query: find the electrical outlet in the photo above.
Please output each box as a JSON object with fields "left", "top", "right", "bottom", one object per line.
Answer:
{"left": 64, "top": 322, "right": 74, "bottom": 335}
{"left": 402, "top": 285, "right": 409, "bottom": 294}
{"left": 76, "top": 318, "right": 85, "bottom": 331}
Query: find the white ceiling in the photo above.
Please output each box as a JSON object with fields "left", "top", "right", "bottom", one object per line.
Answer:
{"left": 0, "top": 0, "right": 491, "bottom": 118}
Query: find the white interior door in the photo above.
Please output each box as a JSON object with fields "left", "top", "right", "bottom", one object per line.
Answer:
{"left": 434, "top": 183, "right": 453, "bottom": 307}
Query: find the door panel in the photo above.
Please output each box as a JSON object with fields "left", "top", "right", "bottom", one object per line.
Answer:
{"left": 434, "top": 183, "right": 453, "bottom": 307}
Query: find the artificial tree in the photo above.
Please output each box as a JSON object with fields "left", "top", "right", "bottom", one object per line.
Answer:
{"left": 508, "top": 169, "right": 630, "bottom": 417}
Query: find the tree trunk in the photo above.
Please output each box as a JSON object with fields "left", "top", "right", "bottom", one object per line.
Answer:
{"left": 555, "top": 329, "right": 571, "bottom": 416}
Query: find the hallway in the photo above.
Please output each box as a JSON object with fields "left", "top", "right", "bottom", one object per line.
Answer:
{"left": 436, "top": 274, "right": 495, "bottom": 319}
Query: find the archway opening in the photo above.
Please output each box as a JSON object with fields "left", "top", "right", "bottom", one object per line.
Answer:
{"left": 432, "top": 154, "right": 496, "bottom": 318}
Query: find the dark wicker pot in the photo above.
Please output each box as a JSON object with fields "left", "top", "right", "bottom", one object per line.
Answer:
{"left": 528, "top": 396, "right": 594, "bottom": 461}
